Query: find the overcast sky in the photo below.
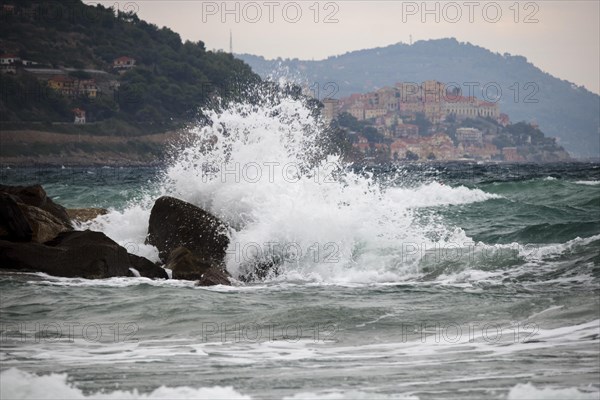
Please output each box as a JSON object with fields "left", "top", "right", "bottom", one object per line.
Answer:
{"left": 99, "top": 1, "right": 599, "bottom": 94}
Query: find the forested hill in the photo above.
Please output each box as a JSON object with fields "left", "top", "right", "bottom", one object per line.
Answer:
{"left": 239, "top": 39, "right": 600, "bottom": 158}
{"left": 0, "top": 0, "right": 260, "bottom": 135}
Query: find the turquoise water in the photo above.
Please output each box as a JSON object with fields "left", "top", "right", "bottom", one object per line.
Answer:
{"left": 1, "top": 162, "right": 599, "bottom": 399}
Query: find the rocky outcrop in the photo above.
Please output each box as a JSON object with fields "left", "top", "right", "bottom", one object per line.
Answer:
{"left": 128, "top": 253, "right": 169, "bottom": 279}
{"left": 0, "top": 184, "right": 72, "bottom": 227}
{"left": 166, "top": 246, "right": 230, "bottom": 285}
{"left": 166, "top": 246, "right": 212, "bottom": 280}
{"left": 0, "top": 192, "right": 71, "bottom": 243}
{"left": 0, "top": 185, "right": 233, "bottom": 284}
{"left": 18, "top": 203, "right": 71, "bottom": 243}
{"left": 0, "top": 230, "right": 131, "bottom": 279}
{"left": 195, "top": 267, "right": 231, "bottom": 286}
{"left": 0, "top": 183, "right": 167, "bottom": 280}
{"left": 0, "top": 193, "right": 33, "bottom": 241}
{"left": 0, "top": 230, "right": 170, "bottom": 280}
{"left": 67, "top": 208, "right": 108, "bottom": 223}
{"left": 147, "top": 196, "right": 229, "bottom": 264}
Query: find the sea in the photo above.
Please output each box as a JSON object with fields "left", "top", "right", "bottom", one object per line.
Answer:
{"left": 0, "top": 96, "right": 599, "bottom": 400}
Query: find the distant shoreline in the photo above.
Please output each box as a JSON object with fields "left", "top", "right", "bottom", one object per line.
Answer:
{"left": 0, "top": 129, "right": 594, "bottom": 167}
{"left": 0, "top": 129, "right": 181, "bottom": 167}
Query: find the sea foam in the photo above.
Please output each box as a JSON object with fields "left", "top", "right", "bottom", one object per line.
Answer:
{"left": 81, "top": 92, "right": 522, "bottom": 284}
{"left": 0, "top": 368, "right": 251, "bottom": 400}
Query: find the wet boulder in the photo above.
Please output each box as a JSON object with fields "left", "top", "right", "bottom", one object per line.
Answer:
{"left": 67, "top": 208, "right": 109, "bottom": 223}
{"left": 0, "top": 193, "right": 33, "bottom": 242}
{"left": 1, "top": 230, "right": 130, "bottom": 279}
{"left": 0, "top": 184, "right": 72, "bottom": 227}
{"left": 128, "top": 253, "right": 169, "bottom": 279}
{"left": 0, "top": 193, "right": 71, "bottom": 243}
{"left": 147, "top": 196, "right": 229, "bottom": 264}
{"left": 195, "top": 267, "right": 231, "bottom": 286}
{"left": 18, "top": 203, "right": 71, "bottom": 243}
{"left": 166, "top": 246, "right": 230, "bottom": 285}
{"left": 0, "top": 184, "right": 167, "bottom": 281}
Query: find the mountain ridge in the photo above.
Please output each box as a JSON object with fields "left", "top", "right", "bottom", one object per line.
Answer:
{"left": 238, "top": 38, "right": 600, "bottom": 158}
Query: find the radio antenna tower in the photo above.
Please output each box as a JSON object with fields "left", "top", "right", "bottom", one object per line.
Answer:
{"left": 229, "top": 30, "right": 233, "bottom": 54}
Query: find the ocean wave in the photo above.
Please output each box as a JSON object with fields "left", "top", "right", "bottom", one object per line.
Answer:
{"left": 24, "top": 273, "right": 196, "bottom": 288}
{"left": 283, "top": 391, "right": 419, "bottom": 399}
{"left": 507, "top": 382, "right": 599, "bottom": 399}
{"left": 0, "top": 368, "right": 251, "bottom": 399}
{"left": 521, "top": 233, "right": 600, "bottom": 260}
{"left": 386, "top": 182, "right": 500, "bottom": 208}
{"left": 78, "top": 94, "right": 594, "bottom": 286}
{"left": 76, "top": 95, "right": 500, "bottom": 284}
{"left": 575, "top": 180, "right": 600, "bottom": 186}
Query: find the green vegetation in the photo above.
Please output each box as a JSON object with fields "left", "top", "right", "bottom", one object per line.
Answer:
{"left": 0, "top": 0, "right": 260, "bottom": 135}
{"left": 334, "top": 112, "right": 385, "bottom": 143}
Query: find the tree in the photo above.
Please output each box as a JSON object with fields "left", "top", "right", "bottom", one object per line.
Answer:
{"left": 405, "top": 150, "right": 419, "bottom": 161}
{"left": 414, "top": 113, "right": 432, "bottom": 136}
{"left": 69, "top": 70, "right": 92, "bottom": 80}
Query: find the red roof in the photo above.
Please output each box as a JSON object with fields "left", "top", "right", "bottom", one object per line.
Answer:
{"left": 114, "top": 56, "right": 135, "bottom": 62}
{"left": 0, "top": 54, "right": 19, "bottom": 59}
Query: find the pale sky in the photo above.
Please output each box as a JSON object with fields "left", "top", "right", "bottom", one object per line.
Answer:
{"left": 98, "top": 1, "right": 600, "bottom": 94}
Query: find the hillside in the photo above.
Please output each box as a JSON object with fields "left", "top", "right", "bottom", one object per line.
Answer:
{"left": 238, "top": 39, "right": 600, "bottom": 158}
{"left": 0, "top": 0, "right": 259, "bottom": 137}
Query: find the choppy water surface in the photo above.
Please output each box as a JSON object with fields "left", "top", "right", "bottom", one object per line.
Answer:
{"left": 1, "top": 95, "right": 599, "bottom": 399}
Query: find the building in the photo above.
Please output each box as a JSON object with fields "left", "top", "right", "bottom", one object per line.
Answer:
{"left": 78, "top": 79, "right": 98, "bottom": 98}
{"left": 48, "top": 75, "right": 77, "bottom": 96}
{"left": 396, "top": 82, "right": 421, "bottom": 102}
{"left": 48, "top": 75, "right": 98, "bottom": 98}
{"left": 113, "top": 56, "right": 136, "bottom": 73}
{"left": 0, "top": 54, "right": 20, "bottom": 65}
{"left": 364, "top": 107, "right": 387, "bottom": 120}
{"left": 394, "top": 123, "right": 419, "bottom": 138}
{"left": 442, "top": 96, "right": 500, "bottom": 120}
{"left": 399, "top": 101, "right": 424, "bottom": 116}
{"left": 322, "top": 98, "right": 339, "bottom": 124}
{"left": 424, "top": 101, "right": 442, "bottom": 123}
{"left": 72, "top": 108, "right": 86, "bottom": 124}
{"left": 0, "top": 53, "right": 19, "bottom": 74}
{"left": 2, "top": 4, "right": 15, "bottom": 14}
{"left": 456, "top": 127, "right": 483, "bottom": 144}
{"left": 422, "top": 80, "right": 446, "bottom": 103}
{"left": 502, "top": 147, "right": 522, "bottom": 162}
{"left": 353, "top": 135, "right": 370, "bottom": 153}
{"left": 348, "top": 105, "right": 365, "bottom": 120}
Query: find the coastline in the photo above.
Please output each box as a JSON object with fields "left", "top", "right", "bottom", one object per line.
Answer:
{"left": 0, "top": 129, "right": 182, "bottom": 166}
{"left": 0, "top": 129, "right": 589, "bottom": 167}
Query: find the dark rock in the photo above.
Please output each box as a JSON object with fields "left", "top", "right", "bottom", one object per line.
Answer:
{"left": 0, "top": 192, "right": 71, "bottom": 243}
{"left": 17, "top": 203, "right": 71, "bottom": 243}
{"left": 0, "top": 184, "right": 72, "bottom": 228}
{"left": 128, "top": 253, "right": 169, "bottom": 279}
{"left": 147, "top": 196, "right": 229, "bottom": 264}
{"left": 196, "top": 268, "right": 231, "bottom": 286}
{"left": 0, "top": 230, "right": 131, "bottom": 279}
{"left": 166, "top": 246, "right": 212, "bottom": 280}
{"left": 67, "top": 208, "right": 109, "bottom": 223}
{"left": 0, "top": 193, "right": 33, "bottom": 241}
{"left": 166, "top": 247, "right": 230, "bottom": 285}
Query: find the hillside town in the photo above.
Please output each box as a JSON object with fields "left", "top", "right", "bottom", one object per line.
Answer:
{"left": 1, "top": 51, "right": 138, "bottom": 124}
{"left": 1, "top": 44, "right": 570, "bottom": 164}
{"left": 321, "top": 81, "right": 570, "bottom": 163}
